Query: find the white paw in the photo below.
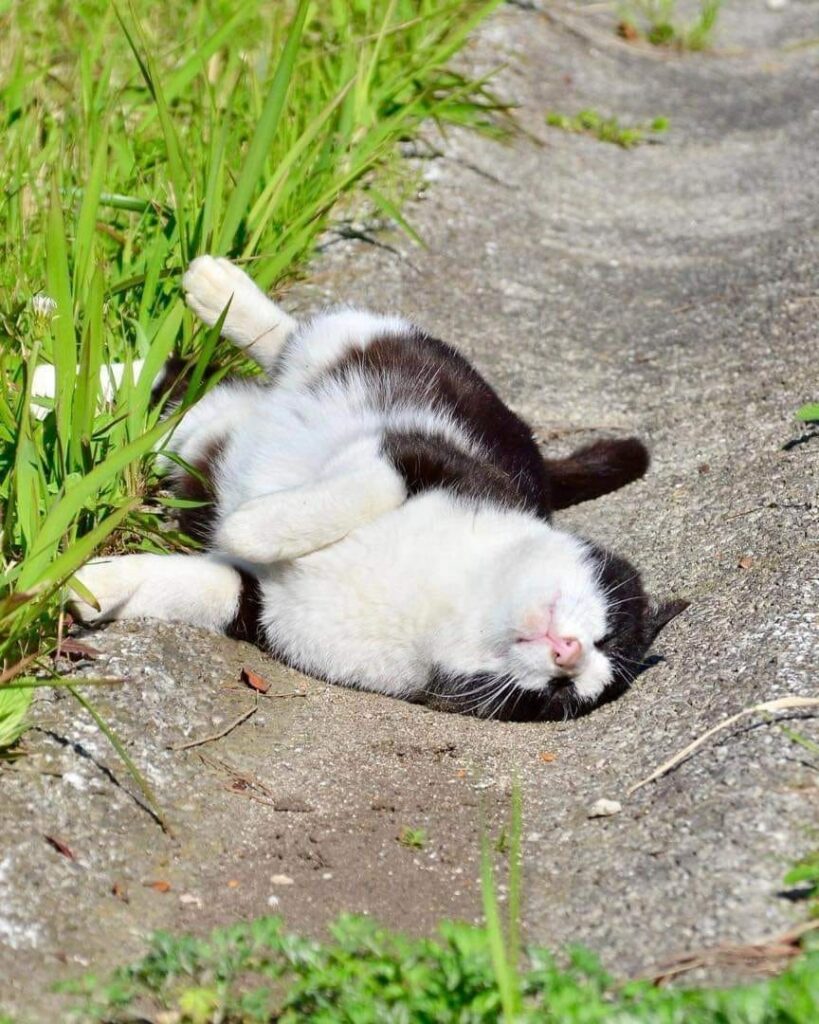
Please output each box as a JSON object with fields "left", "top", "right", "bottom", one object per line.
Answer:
{"left": 183, "top": 256, "right": 265, "bottom": 342}
{"left": 68, "top": 557, "right": 142, "bottom": 624}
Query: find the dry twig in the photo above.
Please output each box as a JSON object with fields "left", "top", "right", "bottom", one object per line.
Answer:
{"left": 170, "top": 701, "right": 258, "bottom": 752}
{"left": 636, "top": 920, "right": 819, "bottom": 985}
{"left": 628, "top": 696, "right": 819, "bottom": 796}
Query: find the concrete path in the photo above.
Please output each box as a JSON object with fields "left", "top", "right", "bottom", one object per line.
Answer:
{"left": 2, "top": 2, "right": 818, "bottom": 1016}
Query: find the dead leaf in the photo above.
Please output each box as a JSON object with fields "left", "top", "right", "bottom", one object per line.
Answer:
{"left": 617, "top": 19, "right": 639, "bottom": 40}
{"left": 738, "top": 556, "right": 754, "bottom": 570}
{"left": 145, "top": 880, "right": 172, "bottom": 893}
{"left": 55, "top": 638, "right": 102, "bottom": 661}
{"left": 227, "top": 879, "right": 240, "bottom": 889}
{"left": 455, "top": 769, "right": 467, "bottom": 778}
{"left": 44, "top": 834, "right": 75, "bottom": 860}
{"left": 539, "top": 752, "right": 557, "bottom": 763}
{"left": 240, "top": 667, "right": 270, "bottom": 694}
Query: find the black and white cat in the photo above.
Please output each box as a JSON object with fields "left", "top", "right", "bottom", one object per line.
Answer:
{"left": 66, "top": 256, "right": 687, "bottom": 720}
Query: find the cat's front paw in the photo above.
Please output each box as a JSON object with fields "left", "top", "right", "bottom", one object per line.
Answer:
{"left": 68, "top": 557, "right": 141, "bottom": 624}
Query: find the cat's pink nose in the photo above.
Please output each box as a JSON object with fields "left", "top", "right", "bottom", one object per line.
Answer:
{"left": 550, "top": 635, "right": 582, "bottom": 669}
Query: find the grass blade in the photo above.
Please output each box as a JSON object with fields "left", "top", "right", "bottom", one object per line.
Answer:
{"left": 217, "top": 0, "right": 310, "bottom": 252}
{"left": 66, "top": 682, "right": 170, "bottom": 834}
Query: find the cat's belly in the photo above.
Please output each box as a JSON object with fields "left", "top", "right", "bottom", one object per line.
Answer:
{"left": 213, "top": 385, "right": 383, "bottom": 514}
{"left": 253, "top": 495, "right": 468, "bottom": 696}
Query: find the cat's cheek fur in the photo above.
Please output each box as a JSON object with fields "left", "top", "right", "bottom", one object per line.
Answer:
{"left": 572, "top": 648, "right": 614, "bottom": 705}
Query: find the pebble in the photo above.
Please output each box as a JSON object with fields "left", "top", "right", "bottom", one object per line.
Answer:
{"left": 270, "top": 873, "right": 294, "bottom": 885}
{"left": 588, "top": 798, "right": 622, "bottom": 818}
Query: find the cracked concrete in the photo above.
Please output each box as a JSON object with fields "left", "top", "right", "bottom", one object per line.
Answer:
{"left": 1, "top": 1, "right": 818, "bottom": 1018}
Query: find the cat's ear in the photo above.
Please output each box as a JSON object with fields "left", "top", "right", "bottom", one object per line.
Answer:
{"left": 645, "top": 598, "right": 689, "bottom": 643}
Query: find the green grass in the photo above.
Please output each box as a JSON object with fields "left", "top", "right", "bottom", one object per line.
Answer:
{"left": 398, "top": 825, "right": 428, "bottom": 849}
{"left": 54, "top": 920, "right": 819, "bottom": 1023}
{"left": 48, "top": 803, "right": 819, "bottom": 1024}
{"left": 546, "top": 109, "right": 669, "bottom": 148}
{"left": 619, "top": 0, "right": 722, "bottom": 50}
{"left": 0, "top": 0, "right": 508, "bottom": 753}
{"left": 796, "top": 403, "right": 819, "bottom": 424}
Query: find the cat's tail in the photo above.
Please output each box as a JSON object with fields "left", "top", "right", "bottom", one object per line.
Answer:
{"left": 544, "top": 437, "right": 649, "bottom": 510}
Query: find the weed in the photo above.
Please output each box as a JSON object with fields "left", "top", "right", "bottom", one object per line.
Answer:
{"left": 56, "top": 915, "right": 819, "bottom": 1022}
{"left": 0, "top": 0, "right": 508, "bottom": 755}
{"left": 397, "top": 825, "right": 428, "bottom": 849}
{"left": 546, "top": 109, "right": 669, "bottom": 148}
{"left": 619, "top": 0, "right": 722, "bottom": 51}
{"left": 796, "top": 403, "right": 819, "bottom": 424}
{"left": 778, "top": 723, "right": 819, "bottom": 918}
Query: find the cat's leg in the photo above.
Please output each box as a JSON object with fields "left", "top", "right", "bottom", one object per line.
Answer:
{"left": 69, "top": 552, "right": 244, "bottom": 630}
{"left": 29, "top": 361, "right": 147, "bottom": 420}
{"left": 214, "top": 441, "right": 406, "bottom": 563}
{"left": 183, "top": 256, "right": 296, "bottom": 372}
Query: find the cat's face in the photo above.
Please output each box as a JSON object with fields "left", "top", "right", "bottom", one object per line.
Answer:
{"left": 430, "top": 529, "right": 687, "bottom": 720}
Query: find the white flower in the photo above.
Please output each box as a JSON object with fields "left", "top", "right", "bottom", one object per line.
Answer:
{"left": 31, "top": 293, "right": 57, "bottom": 319}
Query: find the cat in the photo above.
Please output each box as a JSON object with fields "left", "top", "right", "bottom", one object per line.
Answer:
{"left": 62, "top": 256, "right": 687, "bottom": 721}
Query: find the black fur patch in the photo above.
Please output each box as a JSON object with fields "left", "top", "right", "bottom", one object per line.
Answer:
{"left": 544, "top": 438, "right": 649, "bottom": 511}
{"left": 425, "top": 668, "right": 584, "bottom": 722}
{"left": 226, "top": 570, "right": 265, "bottom": 646}
{"left": 176, "top": 438, "right": 224, "bottom": 544}
{"left": 322, "top": 331, "right": 649, "bottom": 515}
{"left": 585, "top": 542, "right": 687, "bottom": 697}
{"left": 150, "top": 355, "right": 191, "bottom": 407}
{"left": 324, "top": 331, "right": 553, "bottom": 516}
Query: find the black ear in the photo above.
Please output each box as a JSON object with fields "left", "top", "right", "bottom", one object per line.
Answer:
{"left": 645, "top": 598, "right": 689, "bottom": 644}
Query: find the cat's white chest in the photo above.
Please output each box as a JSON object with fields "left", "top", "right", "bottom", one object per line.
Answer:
{"left": 254, "top": 493, "right": 487, "bottom": 696}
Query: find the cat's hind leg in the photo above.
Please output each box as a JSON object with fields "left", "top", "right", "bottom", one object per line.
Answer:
{"left": 69, "top": 553, "right": 246, "bottom": 632}
{"left": 29, "top": 361, "right": 149, "bottom": 420}
{"left": 183, "top": 256, "right": 296, "bottom": 372}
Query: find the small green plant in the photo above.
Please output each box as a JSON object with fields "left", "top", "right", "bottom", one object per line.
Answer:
{"left": 796, "top": 402, "right": 819, "bottom": 424}
{"left": 546, "top": 109, "right": 669, "bottom": 148}
{"left": 59, "top": 915, "right": 819, "bottom": 1022}
{"left": 0, "top": 688, "right": 28, "bottom": 753}
{"left": 397, "top": 825, "right": 428, "bottom": 849}
{"left": 786, "top": 853, "right": 819, "bottom": 920}
{"left": 619, "top": 0, "right": 722, "bottom": 51}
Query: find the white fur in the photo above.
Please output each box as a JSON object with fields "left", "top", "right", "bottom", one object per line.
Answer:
{"left": 70, "top": 258, "right": 616, "bottom": 713}
{"left": 71, "top": 553, "right": 241, "bottom": 630}
{"left": 30, "top": 360, "right": 148, "bottom": 420}
{"left": 182, "top": 255, "right": 295, "bottom": 369}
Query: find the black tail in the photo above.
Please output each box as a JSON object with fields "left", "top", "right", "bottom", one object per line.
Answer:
{"left": 544, "top": 437, "right": 649, "bottom": 510}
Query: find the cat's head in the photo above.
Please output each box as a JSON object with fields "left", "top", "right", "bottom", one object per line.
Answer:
{"left": 429, "top": 528, "right": 687, "bottom": 720}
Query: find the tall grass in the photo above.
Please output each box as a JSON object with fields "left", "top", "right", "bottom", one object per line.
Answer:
{"left": 0, "top": 0, "right": 508, "bottom": 749}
